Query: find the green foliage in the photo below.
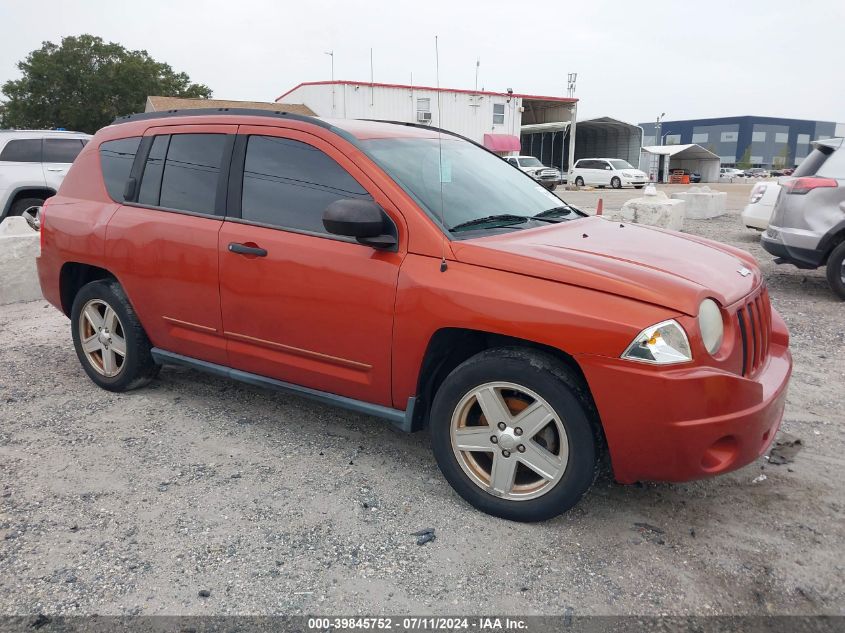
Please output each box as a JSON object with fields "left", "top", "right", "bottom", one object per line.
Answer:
{"left": 736, "top": 145, "right": 753, "bottom": 170}
{"left": 773, "top": 144, "right": 791, "bottom": 168}
{"left": 1, "top": 35, "right": 212, "bottom": 133}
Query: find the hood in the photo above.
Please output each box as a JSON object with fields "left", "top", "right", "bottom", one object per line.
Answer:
{"left": 451, "top": 217, "right": 761, "bottom": 315}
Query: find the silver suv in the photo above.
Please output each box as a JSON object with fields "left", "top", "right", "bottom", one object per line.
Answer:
{"left": 0, "top": 130, "right": 91, "bottom": 220}
{"left": 762, "top": 137, "right": 845, "bottom": 299}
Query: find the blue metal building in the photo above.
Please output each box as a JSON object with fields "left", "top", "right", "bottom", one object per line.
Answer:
{"left": 638, "top": 116, "right": 838, "bottom": 169}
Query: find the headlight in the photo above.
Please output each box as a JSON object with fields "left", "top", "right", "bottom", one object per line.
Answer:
{"left": 621, "top": 319, "right": 692, "bottom": 364}
{"left": 698, "top": 298, "right": 724, "bottom": 355}
{"left": 622, "top": 171, "right": 634, "bottom": 178}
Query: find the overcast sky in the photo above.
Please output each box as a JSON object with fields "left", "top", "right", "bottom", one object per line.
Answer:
{"left": 1, "top": 0, "right": 843, "bottom": 125}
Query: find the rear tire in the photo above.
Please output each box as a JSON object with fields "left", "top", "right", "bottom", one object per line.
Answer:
{"left": 574, "top": 176, "right": 584, "bottom": 187}
{"left": 9, "top": 197, "right": 45, "bottom": 217}
{"left": 825, "top": 241, "right": 845, "bottom": 300}
{"left": 71, "top": 280, "right": 159, "bottom": 391}
{"left": 430, "top": 348, "right": 600, "bottom": 522}
{"left": 611, "top": 176, "right": 622, "bottom": 189}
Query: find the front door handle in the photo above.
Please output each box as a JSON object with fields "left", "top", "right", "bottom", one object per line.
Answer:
{"left": 228, "top": 242, "right": 267, "bottom": 257}
{"left": 46, "top": 167, "right": 66, "bottom": 172}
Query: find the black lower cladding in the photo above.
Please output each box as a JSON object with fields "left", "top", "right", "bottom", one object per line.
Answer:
{"left": 149, "top": 348, "right": 418, "bottom": 432}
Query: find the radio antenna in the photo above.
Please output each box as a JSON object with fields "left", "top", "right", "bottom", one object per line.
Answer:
{"left": 435, "top": 36, "right": 448, "bottom": 273}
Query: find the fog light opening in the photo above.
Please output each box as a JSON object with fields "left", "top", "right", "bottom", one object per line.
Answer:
{"left": 701, "top": 436, "right": 739, "bottom": 472}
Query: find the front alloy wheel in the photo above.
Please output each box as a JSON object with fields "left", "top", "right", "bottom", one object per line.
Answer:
{"left": 430, "top": 348, "right": 599, "bottom": 522}
{"left": 451, "top": 382, "right": 567, "bottom": 500}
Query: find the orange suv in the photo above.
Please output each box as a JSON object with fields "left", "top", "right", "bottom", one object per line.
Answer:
{"left": 37, "top": 109, "right": 792, "bottom": 521}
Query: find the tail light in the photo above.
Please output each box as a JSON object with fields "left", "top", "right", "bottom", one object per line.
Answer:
{"left": 783, "top": 177, "right": 837, "bottom": 195}
{"left": 749, "top": 183, "right": 767, "bottom": 204}
{"left": 39, "top": 197, "right": 50, "bottom": 249}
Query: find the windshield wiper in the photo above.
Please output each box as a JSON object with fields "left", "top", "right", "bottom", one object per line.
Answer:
{"left": 533, "top": 204, "right": 582, "bottom": 220}
{"left": 450, "top": 214, "right": 530, "bottom": 232}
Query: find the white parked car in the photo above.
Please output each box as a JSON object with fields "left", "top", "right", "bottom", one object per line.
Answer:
{"left": 0, "top": 130, "right": 91, "bottom": 220}
{"left": 505, "top": 155, "right": 562, "bottom": 190}
{"left": 571, "top": 158, "right": 648, "bottom": 189}
{"left": 719, "top": 167, "right": 745, "bottom": 182}
{"left": 741, "top": 181, "right": 781, "bottom": 230}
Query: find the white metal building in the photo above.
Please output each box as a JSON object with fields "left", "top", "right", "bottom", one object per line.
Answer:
{"left": 276, "top": 80, "right": 577, "bottom": 156}
{"left": 639, "top": 144, "right": 721, "bottom": 183}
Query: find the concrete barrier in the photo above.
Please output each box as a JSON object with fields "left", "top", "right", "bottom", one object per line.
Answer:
{"left": 670, "top": 186, "right": 727, "bottom": 219}
{"left": 611, "top": 191, "right": 686, "bottom": 231}
{"left": 0, "top": 217, "right": 42, "bottom": 305}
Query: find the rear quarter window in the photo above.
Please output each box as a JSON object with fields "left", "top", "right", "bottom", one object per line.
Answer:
{"left": 44, "top": 138, "right": 86, "bottom": 163}
{"left": 100, "top": 137, "right": 141, "bottom": 202}
{"left": 0, "top": 138, "right": 42, "bottom": 162}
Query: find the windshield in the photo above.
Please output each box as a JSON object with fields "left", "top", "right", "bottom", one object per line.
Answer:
{"left": 362, "top": 137, "right": 574, "bottom": 232}
{"left": 609, "top": 159, "right": 634, "bottom": 170}
{"left": 518, "top": 157, "right": 543, "bottom": 167}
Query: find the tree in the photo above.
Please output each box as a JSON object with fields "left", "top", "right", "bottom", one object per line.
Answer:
{"left": 774, "top": 144, "right": 791, "bottom": 168}
{"left": 1, "top": 35, "right": 212, "bottom": 133}
{"left": 737, "top": 145, "right": 753, "bottom": 170}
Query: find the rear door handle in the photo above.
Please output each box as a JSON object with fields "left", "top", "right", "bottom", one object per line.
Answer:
{"left": 46, "top": 167, "right": 66, "bottom": 172}
{"left": 228, "top": 242, "right": 267, "bottom": 257}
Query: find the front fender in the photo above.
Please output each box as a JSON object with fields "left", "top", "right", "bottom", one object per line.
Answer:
{"left": 391, "top": 254, "right": 676, "bottom": 407}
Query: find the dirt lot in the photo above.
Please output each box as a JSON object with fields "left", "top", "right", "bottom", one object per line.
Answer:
{"left": 1, "top": 182, "right": 843, "bottom": 617}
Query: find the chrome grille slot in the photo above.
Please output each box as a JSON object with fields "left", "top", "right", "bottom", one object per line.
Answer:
{"left": 736, "top": 285, "right": 772, "bottom": 377}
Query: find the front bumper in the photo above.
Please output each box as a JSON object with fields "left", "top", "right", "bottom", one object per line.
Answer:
{"left": 577, "top": 309, "right": 792, "bottom": 484}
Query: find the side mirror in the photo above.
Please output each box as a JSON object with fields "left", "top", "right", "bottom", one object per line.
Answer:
{"left": 322, "top": 199, "right": 397, "bottom": 249}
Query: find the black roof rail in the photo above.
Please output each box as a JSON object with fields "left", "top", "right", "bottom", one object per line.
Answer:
{"left": 111, "top": 107, "right": 326, "bottom": 126}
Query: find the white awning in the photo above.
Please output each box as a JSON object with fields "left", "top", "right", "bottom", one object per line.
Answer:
{"left": 520, "top": 121, "right": 570, "bottom": 134}
{"left": 640, "top": 144, "right": 720, "bottom": 160}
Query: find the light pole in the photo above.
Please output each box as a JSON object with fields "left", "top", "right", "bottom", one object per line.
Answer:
{"left": 656, "top": 112, "right": 666, "bottom": 146}
{"left": 325, "top": 50, "right": 335, "bottom": 115}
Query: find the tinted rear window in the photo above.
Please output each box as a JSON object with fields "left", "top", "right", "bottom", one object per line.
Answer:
{"left": 158, "top": 134, "right": 227, "bottom": 214}
{"left": 100, "top": 137, "right": 141, "bottom": 202}
{"left": 138, "top": 135, "right": 170, "bottom": 206}
{"left": 0, "top": 139, "right": 41, "bottom": 162}
{"left": 44, "top": 138, "right": 86, "bottom": 163}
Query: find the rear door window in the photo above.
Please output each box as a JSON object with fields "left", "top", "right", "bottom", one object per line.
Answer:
{"left": 240, "top": 135, "right": 371, "bottom": 235}
{"left": 100, "top": 137, "right": 141, "bottom": 202}
{"left": 156, "top": 134, "right": 227, "bottom": 214}
{"left": 0, "top": 139, "right": 42, "bottom": 162}
{"left": 44, "top": 138, "right": 86, "bottom": 163}
{"left": 138, "top": 135, "right": 170, "bottom": 206}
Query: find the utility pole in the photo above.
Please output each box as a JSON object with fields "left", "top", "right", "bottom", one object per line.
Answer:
{"left": 325, "top": 51, "right": 335, "bottom": 115}
{"left": 566, "top": 73, "right": 578, "bottom": 185}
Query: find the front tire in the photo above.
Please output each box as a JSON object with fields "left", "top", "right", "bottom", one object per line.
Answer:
{"left": 826, "top": 241, "right": 845, "bottom": 300}
{"left": 430, "top": 348, "right": 600, "bottom": 522}
{"left": 574, "top": 176, "right": 584, "bottom": 187}
{"left": 71, "top": 280, "right": 159, "bottom": 391}
{"left": 611, "top": 176, "right": 622, "bottom": 189}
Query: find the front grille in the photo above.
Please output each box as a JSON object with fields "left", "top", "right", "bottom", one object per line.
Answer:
{"left": 735, "top": 286, "right": 772, "bottom": 377}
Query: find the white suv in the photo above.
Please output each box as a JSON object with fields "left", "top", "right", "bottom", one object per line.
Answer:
{"left": 0, "top": 130, "right": 91, "bottom": 220}
{"left": 571, "top": 158, "right": 648, "bottom": 189}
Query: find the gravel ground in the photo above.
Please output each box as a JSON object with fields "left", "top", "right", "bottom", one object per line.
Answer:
{"left": 1, "top": 183, "right": 843, "bottom": 616}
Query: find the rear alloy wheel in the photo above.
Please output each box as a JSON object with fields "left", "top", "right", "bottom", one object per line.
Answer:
{"left": 611, "top": 176, "right": 622, "bottom": 189}
{"left": 71, "top": 280, "right": 159, "bottom": 391}
{"left": 430, "top": 348, "right": 599, "bottom": 522}
{"left": 574, "top": 176, "right": 585, "bottom": 187}
{"left": 825, "top": 241, "right": 845, "bottom": 300}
